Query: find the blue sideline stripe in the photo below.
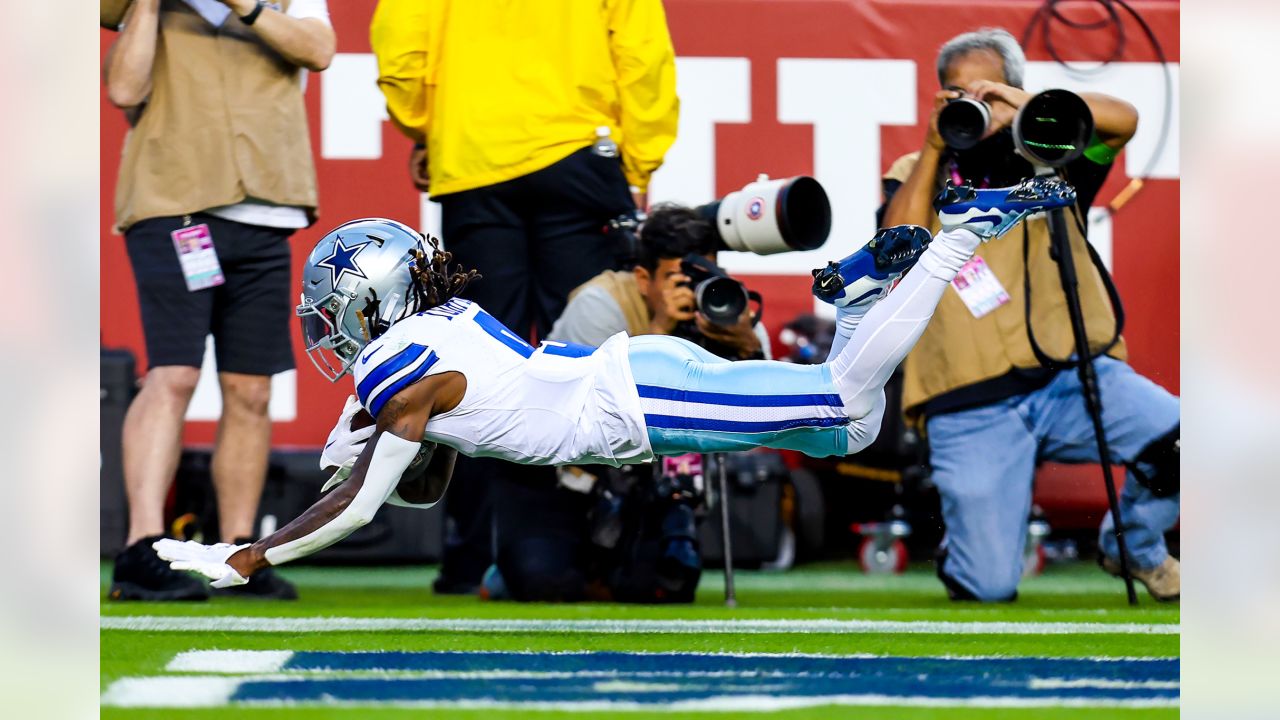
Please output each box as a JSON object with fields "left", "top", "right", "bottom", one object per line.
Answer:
{"left": 637, "top": 385, "right": 842, "bottom": 408}
{"left": 368, "top": 350, "right": 439, "bottom": 418}
{"left": 643, "top": 414, "right": 847, "bottom": 434}
{"left": 356, "top": 343, "right": 429, "bottom": 408}
{"left": 279, "top": 651, "right": 1177, "bottom": 680}
{"left": 224, "top": 653, "right": 1178, "bottom": 706}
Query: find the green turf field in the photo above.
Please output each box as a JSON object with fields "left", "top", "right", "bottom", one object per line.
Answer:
{"left": 100, "top": 561, "right": 1179, "bottom": 718}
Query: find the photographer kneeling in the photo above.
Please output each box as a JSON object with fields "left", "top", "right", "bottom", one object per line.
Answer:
{"left": 882, "top": 28, "right": 1180, "bottom": 602}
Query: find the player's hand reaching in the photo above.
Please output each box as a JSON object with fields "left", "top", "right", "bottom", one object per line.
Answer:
{"left": 320, "top": 395, "right": 376, "bottom": 471}
{"left": 153, "top": 538, "right": 251, "bottom": 588}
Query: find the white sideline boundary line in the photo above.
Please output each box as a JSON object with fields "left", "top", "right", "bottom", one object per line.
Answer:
{"left": 101, "top": 616, "right": 1179, "bottom": 635}
{"left": 1029, "top": 678, "right": 1181, "bottom": 690}
{"left": 166, "top": 649, "right": 1175, "bottom": 674}
{"left": 100, "top": 676, "right": 1179, "bottom": 710}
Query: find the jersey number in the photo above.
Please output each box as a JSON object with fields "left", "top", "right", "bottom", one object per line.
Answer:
{"left": 472, "top": 310, "right": 595, "bottom": 359}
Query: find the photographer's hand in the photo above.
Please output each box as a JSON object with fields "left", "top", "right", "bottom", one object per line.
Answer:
{"left": 883, "top": 90, "right": 957, "bottom": 227}
{"left": 409, "top": 145, "right": 430, "bottom": 192}
{"left": 218, "top": 0, "right": 335, "bottom": 72}
{"left": 926, "top": 90, "right": 962, "bottom": 151}
{"left": 966, "top": 80, "right": 1031, "bottom": 137}
{"left": 695, "top": 310, "right": 763, "bottom": 360}
{"left": 650, "top": 273, "right": 696, "bottom": 335}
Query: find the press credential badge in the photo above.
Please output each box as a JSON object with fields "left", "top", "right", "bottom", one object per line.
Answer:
{"left": 951, "top": 256, "right": 1009, "bottom": 318}
{"left": 171, "top": 223, "right": 226, "bottom": 292}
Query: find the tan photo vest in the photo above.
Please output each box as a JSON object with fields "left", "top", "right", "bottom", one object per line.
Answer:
{"left": 113, "top": 0, "right": 318, "bottom": 230}
{"left": 885, "top": 152, "right": 1127, "bottom": 420}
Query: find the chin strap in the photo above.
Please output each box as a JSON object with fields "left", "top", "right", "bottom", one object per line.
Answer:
{"left": 264, "top": 432, "right": 419, "bottom": 566}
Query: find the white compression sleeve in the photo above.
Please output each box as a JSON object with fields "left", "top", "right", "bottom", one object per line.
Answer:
{"left": 827, "top": 228, "right": 981, "bottom": 419}
{"left": 264, "top": 431, "right": 420, "bottom": 566}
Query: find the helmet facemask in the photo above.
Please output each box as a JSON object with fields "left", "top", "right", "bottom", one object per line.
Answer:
{"left": 297, "top": 291, "right": 364, "bottom": 383}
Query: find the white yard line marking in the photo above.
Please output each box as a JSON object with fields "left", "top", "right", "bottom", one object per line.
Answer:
{"left": 101, "top": 616, "right": 1179, "bottom": 635}
{"left": 1029, "top": 678, "right": 1181, "bottom": 690}
{"left": 99, "top": 676, "right": 243, "bottom": 708}
{"left": 167, "top": 650, "right": 294, "bottom": 673}
{"left": 164, "top": 648, "right": 1172, "bottom": 675}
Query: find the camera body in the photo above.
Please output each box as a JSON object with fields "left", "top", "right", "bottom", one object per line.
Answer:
{"left": 581, "top": 456, "right": 705, "bottom": 603}
{"left": 605, "top": 212, "right": 644, "bottom": 268}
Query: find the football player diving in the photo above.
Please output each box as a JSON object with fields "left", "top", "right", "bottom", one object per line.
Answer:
{"left": 155, "top": 177, "right": 1076, "bottom": 586}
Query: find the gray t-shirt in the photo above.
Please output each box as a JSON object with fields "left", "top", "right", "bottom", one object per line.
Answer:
{"left": 547, "top": 285, "right": 630, "bottom": 347}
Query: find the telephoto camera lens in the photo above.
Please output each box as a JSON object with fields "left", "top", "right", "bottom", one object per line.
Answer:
{"left": 681, "top": 254, "right": 750, "bottom": 326}
{"left": 937, "top": 97, "right": 992, "bottom": 150}
{"left": 696, "top": 175, "right": 831, "bottom": 255}
{"left": 695, "top": 277, "right": 749, "bottom": 325}
{"left": 1012, "top": 89, "right": 1095, "bottom": 167}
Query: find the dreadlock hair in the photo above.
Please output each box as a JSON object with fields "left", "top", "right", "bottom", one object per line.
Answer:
{"left": 408, "top": 234, "right": 481, "bottom": 313}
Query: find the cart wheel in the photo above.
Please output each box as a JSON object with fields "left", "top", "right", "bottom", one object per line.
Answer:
{"left": 1022, "top": 543, "right": 1047, "bottom": 577}
{"left": 892, "top": 539, "right": 909, "bottom": 573}
{"left": 858, "top": 537, "right": 908, "bottom": 574}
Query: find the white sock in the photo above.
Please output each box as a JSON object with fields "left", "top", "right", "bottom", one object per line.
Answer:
{"left": 918, "top": 227, "right": 981, "bottom": 279}
{"left": 828, "top": 302, "right": 873, "bottom": 358}
{"left": 826, "top": 228, "right": 981, "bottom": 418}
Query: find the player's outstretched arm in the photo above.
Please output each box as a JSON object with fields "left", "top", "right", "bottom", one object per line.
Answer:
{"left": 155, "top": 375, "right": 457, "bottom": 586}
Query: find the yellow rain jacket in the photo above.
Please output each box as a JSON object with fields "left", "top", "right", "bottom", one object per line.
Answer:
{"left": 371, "top": 0, "right": 679, "bottom": 197}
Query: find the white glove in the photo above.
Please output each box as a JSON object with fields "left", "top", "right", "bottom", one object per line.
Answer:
{"left": 153, "top": 538, "right": 251, "bottom": 588}
{"left": 320, "top": 395, "right": 376, "bottom": 471}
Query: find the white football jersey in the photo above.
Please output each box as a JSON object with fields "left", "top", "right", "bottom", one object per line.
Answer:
{"left": 351, "top": 299, "right": 652, "bottom": 467}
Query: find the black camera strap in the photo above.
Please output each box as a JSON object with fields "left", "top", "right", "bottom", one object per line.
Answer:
{"left": 1021, "top": 204, "right": 1126, "bottom": 370}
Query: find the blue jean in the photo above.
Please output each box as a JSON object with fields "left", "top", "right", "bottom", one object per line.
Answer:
{"left": 927, "top": 357, "right": 1180, "bottom": 601}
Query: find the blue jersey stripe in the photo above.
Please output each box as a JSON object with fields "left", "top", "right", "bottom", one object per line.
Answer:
{"left": 368, "top": 350, "right": 440, "bottom": 418}
{"left": 637, "top": 384, "right": 842, "bottom": 408}
{"left": 356, "top": 343, "right": 428, "bottom": 409}
{"left": 643, "top": 413, "right": 847, "bottom": 434}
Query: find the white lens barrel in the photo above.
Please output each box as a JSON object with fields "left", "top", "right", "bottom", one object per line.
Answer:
{"left": 716, "top": 176, "right": 795, "bottom": 255}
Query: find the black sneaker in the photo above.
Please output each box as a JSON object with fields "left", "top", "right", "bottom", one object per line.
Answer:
{"left": 432, "top": 573, "right": 480, "bottom": 596}
{"left": 211, "top": 538, "right": 299, "bottom": 600}
{"left": 109, "top": 535, "right": 210, "bottom": 601}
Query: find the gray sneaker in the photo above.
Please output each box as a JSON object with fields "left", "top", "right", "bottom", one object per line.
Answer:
{"left": 1100, "top": 554, "right": 1179, "bottom": 602}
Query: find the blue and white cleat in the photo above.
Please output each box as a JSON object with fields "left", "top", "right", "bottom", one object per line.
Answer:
{"left": 811, "top": 225, "right": 933, "bottom": 307}
{"left": 934, "top": 176, "right": 1077, "bottom": 240}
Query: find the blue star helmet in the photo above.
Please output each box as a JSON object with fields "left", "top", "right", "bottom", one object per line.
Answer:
{"left": 296, "top": 218, "right": 430, "bottom": 382}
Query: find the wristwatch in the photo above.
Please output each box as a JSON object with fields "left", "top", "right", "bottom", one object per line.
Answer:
{"left": 240, "top": 0, "right": 267, "bottom": 26}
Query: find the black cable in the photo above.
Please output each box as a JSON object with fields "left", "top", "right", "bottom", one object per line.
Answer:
{"left": 1022, "top": 0, "right": 1174, "bottom": 183}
